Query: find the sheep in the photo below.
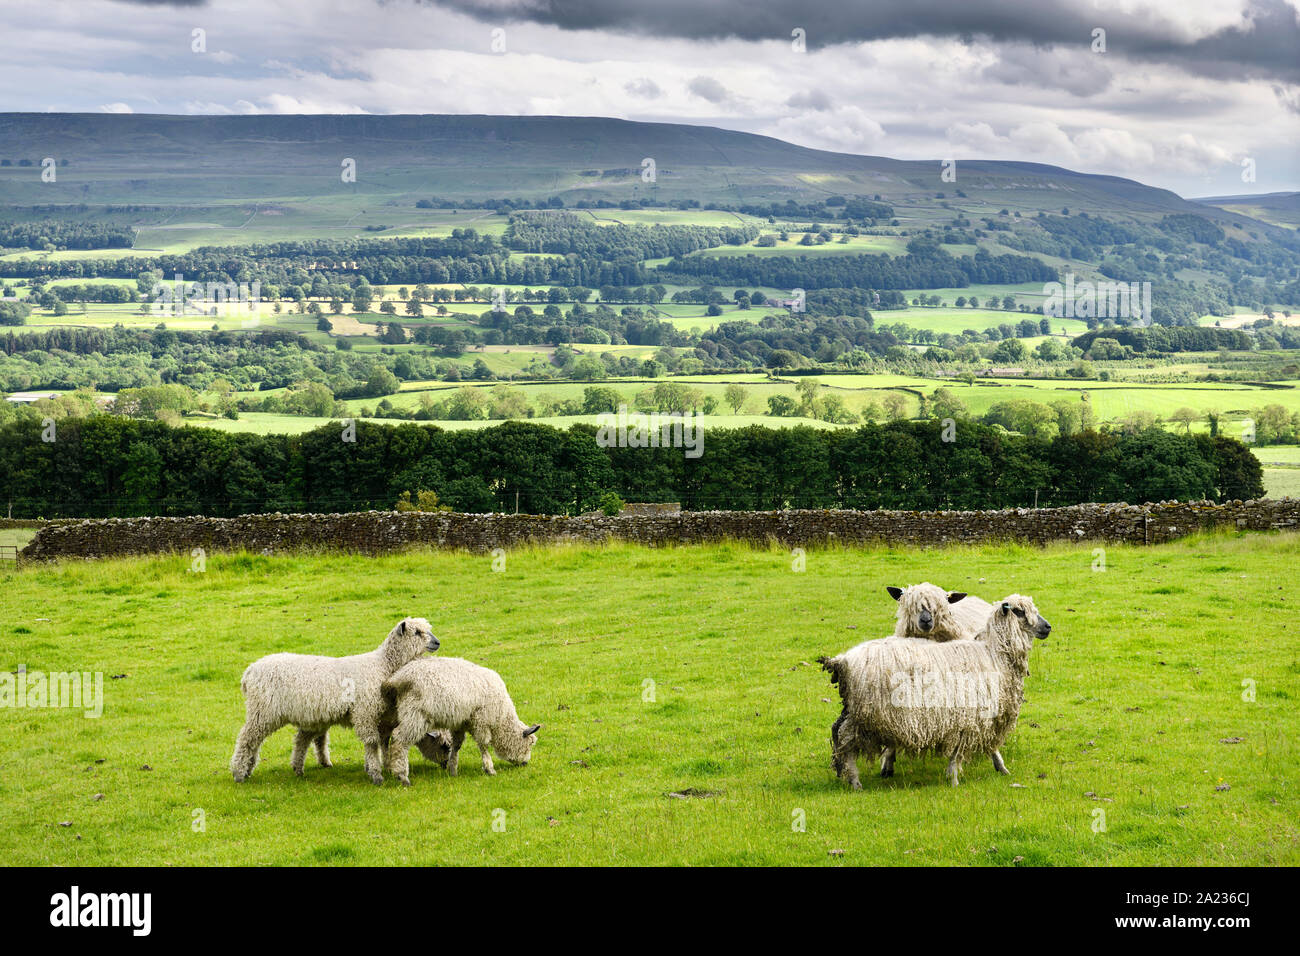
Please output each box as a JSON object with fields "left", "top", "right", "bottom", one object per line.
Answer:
{"left": 230, "top": 617, "right": 439, "bottom": 784}
{"left": 379, "top": 718, "right": 454, "bottom": 770}
{"left": 382, "top": 657, "right": 541, "bottom": 784}
{"left": 819, "top": 594, "right": 1050, "bottom": 787}
{"left": 888, "top": 582, "right": 992, "bottom": 641}
{"left": 878, "top": 582, "right": 997, "bottom": 775}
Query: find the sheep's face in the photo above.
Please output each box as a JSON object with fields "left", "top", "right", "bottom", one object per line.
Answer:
{"left": 417, "top": 730, "right": 454, "bottom": 769}
{"left": 888, "top": 584, "right": 968, "bottom": 637}
{"left": 387, "top": 617, "right": 439, "bottom": 664}
{"left": 511, "top": 722, "right": 542, "bottom": 765}
{"left": 996, "top": 595, "right": 1051, "bottom": 640}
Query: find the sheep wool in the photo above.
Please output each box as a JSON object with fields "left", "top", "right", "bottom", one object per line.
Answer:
{"left": 383, "top": 657, "right": 540, "bottom": 784}
{"left": 821, "top": 595, "right": 1050, "bottom": 787}
{"left": 230, "top": 617, "right": 438, "bottom": 784}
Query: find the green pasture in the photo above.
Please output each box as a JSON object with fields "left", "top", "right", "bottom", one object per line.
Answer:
{"left": 1, "top": 531, "right": 1296, "bottom": 865}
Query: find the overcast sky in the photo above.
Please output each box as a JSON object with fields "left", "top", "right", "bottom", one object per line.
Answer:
{"left": 1, "top": 0, "right": 1296, "bottom": 197}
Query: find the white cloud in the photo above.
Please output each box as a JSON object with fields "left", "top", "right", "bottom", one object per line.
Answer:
{"left": 0, "top": 0, "right": 1292, "bottom": 195}
{"left": 769, "top": 106, "right": 887, "bottom": 154}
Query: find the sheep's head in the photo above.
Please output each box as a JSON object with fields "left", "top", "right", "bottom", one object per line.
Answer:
{"left": 888, "top": 583, "right": 969, "bottom": 638}
{"left": 383, "top": 617, "right": 439, "bottom": 667}
{"left": 415, "top": 730, "right": 454, "bottom": 769}
{"left": 499, "top": 720, "right": 542, "bottom": 765}
{"left": 991, "top": 594, "right": 1051, "bottom": 644}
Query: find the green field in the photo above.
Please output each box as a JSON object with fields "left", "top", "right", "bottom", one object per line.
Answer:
{"left": 1, "top": 530, "right": 1296, "bottom": 865}
{"left": 0, "top": 528, "right": 36, "bottom": 550}
{"left": 878, "top": 307, "right": 1089, "bottom": 337}
{"left": 207, "top": 371, "right": 1298, "bottom": 438}
{"left": 1263, "top": 469, "right": 1300, "bottom": 498}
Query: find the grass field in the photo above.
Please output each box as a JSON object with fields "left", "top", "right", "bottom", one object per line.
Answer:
{"left": 205, "top": 370, "right": 1299, "bottom": 438}
{"left": 1, "top": 531, "right": 1296, "bottom": 865}
{"left": 1262, "top": 469, "right": 1300, "bottom": 499}
{"left": 0, "top": 528, "right": 36, "bottom": 550}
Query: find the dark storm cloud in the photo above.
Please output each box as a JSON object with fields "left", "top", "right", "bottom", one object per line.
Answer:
{"left": 431, "top": 0, "right": 1300, "bottom": 83}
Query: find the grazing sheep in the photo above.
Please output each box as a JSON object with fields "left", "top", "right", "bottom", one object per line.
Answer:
{"left": 382, "top": 657, "right": 540, "bottom": 784}
{"left": 230, "top": 617, "right": 439, "bottom": 784}
{"left": 820, "top": 595, "right": 1050, "bottom": 787}
{"left": 379, "top": 718, "right": 454, "bottom": 770}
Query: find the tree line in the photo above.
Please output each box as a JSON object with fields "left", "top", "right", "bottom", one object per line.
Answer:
{"left": 0, "top": 417, "right": 1262, "bottom": 519}
{"left": 658, "top": 241, "right": 1058, "bottom": 292}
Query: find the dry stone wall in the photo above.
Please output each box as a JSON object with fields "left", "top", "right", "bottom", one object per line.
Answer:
{"left": 19, "top": 499, "right": 1300, "bottom": 562}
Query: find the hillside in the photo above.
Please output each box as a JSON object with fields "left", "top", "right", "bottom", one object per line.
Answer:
{"left": 0, "top": 113, "right": 1267, "bottom": 227}
{"left": 1196, "top": 191, "right": 1300, "bottom": 229}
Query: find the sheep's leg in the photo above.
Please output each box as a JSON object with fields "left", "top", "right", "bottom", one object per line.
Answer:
{"left": 946, "top": 757, "right": 962, "bottom": 787}
{"left": 362, "top": 741, "right": 384, "bottom": 784}
{"left": 471, "top": 723, "right": 495, "bottom": 776}
{"left": 830, "top": 715, "right": 862, "bottom": 790}
{"left": 446, "top": 730, "right": 466, "bottom": 777}
{"left": 385, "top": 720, "right": 425, "bottom": 786}
{"left": 990, "top": 750, "right": 1009, "bottom": 775}
{"left": 230, "top": 718, "right": 277, "bottom": 782}
{"left": 290, "top": 729, "right": 314, "bottom": 777}
{"left": 352, "top": 723, "right": 384, "bottom": 784}
{"left": 314, "top": 732, "right": 332, "bottom": 768}
{"left": 843, "top": 758, "right": 862, "bottom": 791}
{"left": 879, "top": 748, "right": 896, "bottom": 778}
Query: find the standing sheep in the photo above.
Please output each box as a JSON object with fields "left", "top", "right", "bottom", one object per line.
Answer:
{"left": 879, "top": 583, "right": 997, "bottom": 775}
{"left": 820, "top": 595, "right": 1050, "bottom": 787}
{"left": 382, "top": 657, "right": 540, "bottom": 784}
{"left": 230, "top": 617, "right": 439, "bottom": 784}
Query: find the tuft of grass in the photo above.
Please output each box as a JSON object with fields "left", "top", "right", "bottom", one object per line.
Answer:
{"left": 0, "top": 531, "right": 1297, "bottom": 865}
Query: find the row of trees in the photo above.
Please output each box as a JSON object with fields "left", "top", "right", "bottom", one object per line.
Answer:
{"left": 0, "top": 417, "right": 1262, "bottom": 519}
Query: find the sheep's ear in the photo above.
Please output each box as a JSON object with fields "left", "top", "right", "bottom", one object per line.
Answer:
{"left": 947, "top": 592, "right": 967, "bottom": 604}
{"left": 886, "top": 587, "right": 904, "bottom": 601}
{"left": 1001, "top": 602, "right": 1011, "bottom": 614}
{"left": 522, "top": 724, "right": 541, "bottom": 738}
{"left": 399, "top": 620, "right": 408, "bottom": 634}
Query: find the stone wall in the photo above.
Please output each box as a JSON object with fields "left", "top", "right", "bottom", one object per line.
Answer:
{"left": 18, "top": 499, "right": 1300, "bottom": 562}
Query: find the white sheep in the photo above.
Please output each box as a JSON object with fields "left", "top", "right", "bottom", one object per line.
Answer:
{"left": 230, "top": 617, "right": 438, "bottom": 784}
{"left": 382, "top": 657, "right": 541, "bottom": 784}
{"left": 820, "top": 595, "right": 1050, "bottom": 787}
{"left": 888, "top": 582, "right": 992, "bottom": 641}
{"left": 878, "top": 582, "right": 997, "bottom": 775}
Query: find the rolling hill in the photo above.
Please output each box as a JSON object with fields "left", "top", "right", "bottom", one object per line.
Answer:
{"left": 0, "top": 113, "right": 1274, "bottom": 231}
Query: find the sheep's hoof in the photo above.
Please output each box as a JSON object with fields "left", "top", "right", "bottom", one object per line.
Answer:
{"left": 850, "top": 780, "right": 863, "bottom": 791}
{"left": 879, "top": 767, "right": 893, "bottom": 779}
{"left": 368, "top": 774, "right": 383, "bottom": 786}
{"left": 997, "top": 767, "right": 1010, "bottom": 776}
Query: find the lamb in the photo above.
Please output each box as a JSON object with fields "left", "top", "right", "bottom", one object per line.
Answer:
{"left": 382, "top": 657, "right": 541, "bottom": 784}
{"left": 230, "top": 617, "right": 439, "bottom": 784}
{"left": 819, "top": 595, "right": 1050, "bottom": 787}
{"left": 379, "top": 718, "right": 454, "bottom": 770}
